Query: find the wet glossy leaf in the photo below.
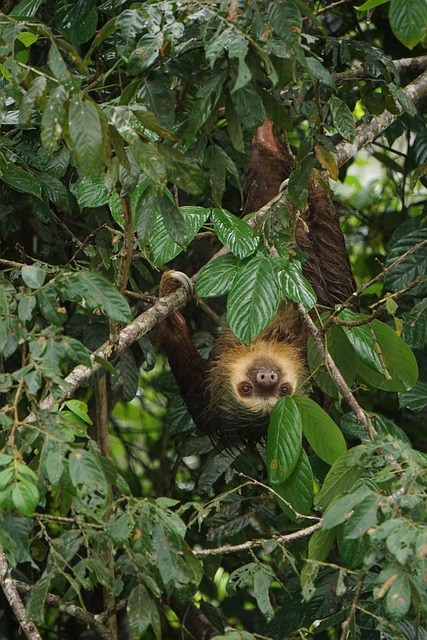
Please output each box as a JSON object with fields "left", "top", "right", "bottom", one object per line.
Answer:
{"left": 69, "top": 95, "right": 104, "bottom": 176}
{"left": 196, "top": 253, "right": 239, "bottom": 298}
{"left": 267, "top": 396, "right": 302, "bottom": 484}
{"left": 227, "top": 256, "right": 280, "bottom": 344}
{"left": 213, "top": 208, "right": 257, "bottom": 259}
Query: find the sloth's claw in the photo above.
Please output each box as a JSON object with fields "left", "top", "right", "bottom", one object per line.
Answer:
{"left": 159, "top": 270, "right": 194, "bottom": 297}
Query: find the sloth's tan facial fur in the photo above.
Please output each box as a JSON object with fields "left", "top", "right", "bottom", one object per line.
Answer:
{"left": 208, "top": 309, "right": 308, "bottom": 419}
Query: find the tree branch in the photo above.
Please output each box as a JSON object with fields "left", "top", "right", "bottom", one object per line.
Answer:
{"left": 0, "top": 548, "right": 43, "bottom": 640}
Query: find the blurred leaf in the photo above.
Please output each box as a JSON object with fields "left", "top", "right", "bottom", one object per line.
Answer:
{"left": 69, "top": 95, "right": 104, "bottom": 176}
{"left": 389, "top": 0, "right": 427, "bottom": 49}
{"left": 60, "top": 272, "right": 132, "bottom": 322}
{"left": 267, "top": 396, "right": 302, "bottom": 484}
{"left": 128, "top": 33, "right": 163, "bottom": 73}
{"left": 399, "top": 381, "right": 427, "bottom": 412}
{"left": 55, "top": 0, "right": 98, "bottom": 45}
{"left": 267, "top": 1, "right": 302, "bottom": 43}
{"left": 127, "top": 583, "right": 152, "bottom": 636}
{"left": 21, "top": 265, "right": 45, "bottom": 289}
{"left": 328, "top": 95, "right": 355, "bottom": 142}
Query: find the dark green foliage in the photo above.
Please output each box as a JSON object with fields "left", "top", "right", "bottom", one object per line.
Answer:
{"left": 0, "top": 0, "right": 426, "bottom": 639}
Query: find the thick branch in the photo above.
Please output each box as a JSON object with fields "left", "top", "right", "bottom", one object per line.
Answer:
{"left": 335, "top": 68, "right": 427, "bottom": 167}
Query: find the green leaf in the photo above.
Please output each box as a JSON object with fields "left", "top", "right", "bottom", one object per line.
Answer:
{"left": 328, "top": 95, "right": 355, "bottom": 142}
{"left": 344, "top": 493, "right": 379, "bottom": 539}
{"left": 26, "top": 575, "right": 50, "bottom": 623}
{"left": 74, "top": 176, "right": 109, "bottom": 209}
{"left": 55, "top": 0, "right": 98, "bottom": 45}
{"left": 10, "top": 0, "right": 47, "bottom": 16}
{"left": 127, "top": 583, "right": 152, "bottom": 637}
{"left": 226, "top": 256, "right": 280, "bottom": 344}
{"left": 267, "top": 1, "right": 302, "bottom": 43}
{"left": 128, "top": 33, "right": 163, "bottom": 73}
{"left": 0, "top": 158, "right": 42, "bottom": 199}
{"left": 21, "top": 265, "right": 45, "bottom": 289}
{"left": 159, "top": 192, "right": 189, "bottom": 247}
{"left": 196, "top": 253, "right": 239, "bottom": 298}
{"left": 153, "top": 523, "right": 180, "bottom": 589}
{"left": 63, "top": 400, "right": 92, "bottom": 424}
{"left": 338, "top": 309, "right": 383, "bottom": 373}
{"left": 307, "top": 527, "right": 336, "bottom": 562}
{"left": 266, "top": 396, "right": 302, "bottom": 484}
{"left": 294, "top": 396, "right": 346, "bottom": 465}
{"left": 231, "top": 85, "right": 265, "bottom": 130}
{"left": 274, "top": 449, "right": 314, "bottom": 518}
{"left": 68, "top": 95, "right": 104, "bottom": 176}
{"left": 37, "top": 286, "right": 67, "bottom": 326}
{"left": 229, "top": 34, "right": 252, "bottom": 93}
{"left": 389, "top": 0, "right": 427, "bottom": 49}
{"left": 12, "top": 477, "right": 39, "bottom": 516}
{"left": 308, "top": 322, "right": 356, "bottom": 399}
{"left": 274, "top": 257, "right": 317, "bottom": 310}
{"left": 212, "top": 208, "right": 258, "bottom": 259}
{"left": 356, "top": 0, "right": 389, "bottom": 10}
{"left": 41, "top": 85, "right": 68, "bottom": 153}
{"left": 158, "top": 146, "right": 206, "bottom": 196}
{"left": 130, "top": 139, "right": 167, "bottom": 187}
{"left": 60, "top": 272, "right": 132, "bottom": 323}
{"left": 356, "top": 319, "right": 418, "bottom": 392}
{"left": 68, "top": 449, "right": 108, "bottom": 506}
{"left": 306, "top": 58, "right": 336, "bottom": 89}
{"left": 314, "top": 447, "right": 364, "bottom": 510}
{"left": 17, "top": 295, "right": 36, "bottom": 323}
{"left": 323, "top": 484, "right": 374, "bottom": 530}
{"left": 20, "top": 75, "right": 46, "bottom": 123}
{"left": 399, "top": 380, "right": 427, "bottom": 412}
{"left": 253, "top": 567, "right": 274, "bottom": 619}
{"left": 384, "top": 228, "right": 427, "bottom": 294}
{"left": 149, "top": 206, "right": 209, "bottom": 266}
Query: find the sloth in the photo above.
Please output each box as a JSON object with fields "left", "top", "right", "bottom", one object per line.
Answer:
{"left": 158, "top": 119, "right": 356, "bottom": 446}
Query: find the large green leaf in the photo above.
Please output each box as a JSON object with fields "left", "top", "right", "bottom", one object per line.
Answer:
{"left": 314, "top": 447, "right": 364, "bottom": 510}
{"left": 339, "top": 309, "right": 383, "bottom": 373}
{"left": 356, "top": 319, "right": 418, "bottom": 391}
{"left": 149, "top": 206, "right": 210, "bottom": 265}
{"left": 128, "top": 33, "right": 163, "bottom": 73}
{"left": 273, "top": 257, "right": 316, "bottom": 309}
{"left": 212, "top": 208, "right": 258, "bottom": 259}
{"left": 59, "top": 271, "right": 132, "bottom": 323}
{"left": 127, "top": 583, "right": 153, "bottom": 637}
{"left": 68, "top": 95, "right": 104, "bottom": 175}
{"left": 294, "top": 396, "right": 346, "bottom": 465}
{"left": 267, "top": 1, "right": 302, "bottom": 43}
{"left": 0, "top": 158, "right": 42, "bottom": 198}
{"left": 266, "top": 396, "right": 302, "bottom": 484}
{"left": 389, "top": 0, "right": 427, "bottom": 49}
{"left": 41, "top": 85, "right": 68, "bottom": 153}
{"left": 196, "top": 253, "right": 239, "bottom": 298}
{"left": 227, "top": 256, "right": 280, "bottom": 344}
{"left": 307, "top": 323, "right": 356, "bottom": 399}
{"left": 55, "top": 0, "right": 98, "bottom": 45}
{"left": 274, "top": 449, "right": 314, "bottom": 519}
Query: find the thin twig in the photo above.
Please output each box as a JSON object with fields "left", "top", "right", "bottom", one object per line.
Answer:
{"left": 193, "top": 521, "right": 322, "bottom": 557}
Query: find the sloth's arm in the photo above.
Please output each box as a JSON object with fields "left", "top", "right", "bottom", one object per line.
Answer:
{"left": 157, "top": 271, "right": 209, "bottom": 428}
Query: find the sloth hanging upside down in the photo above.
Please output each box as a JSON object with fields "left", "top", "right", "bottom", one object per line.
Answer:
{"left": 158, "top": 119, "right": 356, "bottom": 447}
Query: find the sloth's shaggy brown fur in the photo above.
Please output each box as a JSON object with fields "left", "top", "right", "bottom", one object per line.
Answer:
{"left": 158, "top": 119, "right": 356, "bottom": 446}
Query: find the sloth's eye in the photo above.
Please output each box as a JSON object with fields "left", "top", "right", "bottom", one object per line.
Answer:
{"left": 279, "top": 384, "right": 290, "bottom": 396}
{"left": 238, "top": 382, "right": 253, "bottom": 396}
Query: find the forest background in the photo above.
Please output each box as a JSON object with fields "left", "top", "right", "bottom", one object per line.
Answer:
{"left": 0, "top": 0, "right": 426, "bottom": 639}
